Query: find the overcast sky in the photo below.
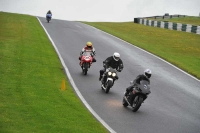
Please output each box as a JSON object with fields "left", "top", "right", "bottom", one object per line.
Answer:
{"left": 0, "top": 0, "right": 200, "bottom": 22}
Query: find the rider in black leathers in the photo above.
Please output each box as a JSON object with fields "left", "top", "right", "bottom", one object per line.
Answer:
{"left": 47, "top": 10, "right": 52, "bottom": 16}
{"left": 99, "top": 52, "right": 123, "bottom": 83}
{"left": 124, "top": 69, "right": 152, "bottom": 105}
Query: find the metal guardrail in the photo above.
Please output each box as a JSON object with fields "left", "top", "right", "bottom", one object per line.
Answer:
{"left": 134, "top": 14, "right": 186, "bottom": 23}
{"left": 144, "top": 14, "right": 186, "bottom": 19}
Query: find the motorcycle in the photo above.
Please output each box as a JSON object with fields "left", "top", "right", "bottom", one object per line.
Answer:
{"left": 46, "top": 14, "right": 52, "bottom": 23}
{"left": 101, "top": 67, "right": 118, "bottom": 93}
{"left": 80, "top": 52, "right": 94, "bottom": 75}
{"left": 122, "top": 80, "right": 151, "bottom": 112}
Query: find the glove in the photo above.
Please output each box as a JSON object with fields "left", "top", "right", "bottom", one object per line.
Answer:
{"left": 117, "top": 69, "right": 121, "bottom": 72}
{"left": 90, "top": 53, "right": 94, "bottom": 57}
{"left": 103, "top": 64, "right": 108, "bottom": 69}
{"left": 116, "top": 76, "right": 119, "bottom": 80}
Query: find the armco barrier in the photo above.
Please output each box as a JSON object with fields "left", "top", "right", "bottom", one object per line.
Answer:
{"left": 134, "top": 18, "right": 200, "bottom": 35}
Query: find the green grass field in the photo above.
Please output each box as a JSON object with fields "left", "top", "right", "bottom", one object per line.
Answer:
{"left": 0, "top": 12, "right": 108, "bottom": 133}
{"left": 82, "top": 21, "right": 200, "bottom": 79}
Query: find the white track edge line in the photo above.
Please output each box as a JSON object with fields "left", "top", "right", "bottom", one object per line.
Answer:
{"left": 37, "top": 17, "right": 116, "bottom": 133}
{"left": 82, "top": 23, "right": 200, "bottom": 82}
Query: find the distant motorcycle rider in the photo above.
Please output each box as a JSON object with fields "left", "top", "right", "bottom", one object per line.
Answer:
{"left": 46, "top": 10, "right": 52, "bottom": 20}
{"left": 124, "top": 69, "right": 152, "bottom": 104}
{"left": 79, "top": 41, "right": 96, "bottom": 63}
{"left": 99, "top": 52, "right": 123, "bottom": 83}
{"left": 46, "top": 10, "right": 52, "bottom": 16}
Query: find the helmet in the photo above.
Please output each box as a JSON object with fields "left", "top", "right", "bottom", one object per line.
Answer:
{"left": 144, "top": 69, "right": 152, "bottom": 78}
{"left": 113, "top": 52, "right": 120, "bottom": 61}
{"left": 86, "top": 42, "right": 92, "bottom": 48}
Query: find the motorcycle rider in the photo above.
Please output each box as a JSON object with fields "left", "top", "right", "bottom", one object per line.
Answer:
{"left": 47, "top": 10, "right": 52, "bottom": 16}
{"left": 46, "top": 10, "right": 52, "bottom": 20}
{"left": 99, "top": 52, "right": 123, "bottom": 83}
{"left": 124, "top": 69, "right": 152, "bottom": 105}
{"left": 79, "top": 41, "right": 96, "bottom": 63}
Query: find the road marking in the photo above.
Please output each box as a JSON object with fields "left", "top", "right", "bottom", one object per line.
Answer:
{"left": 37, "top": 17, "right": 116, "bottom": 133}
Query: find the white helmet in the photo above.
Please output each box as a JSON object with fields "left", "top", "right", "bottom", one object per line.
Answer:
{"left": 113, "top": 52, "right": 120, "bottom": 61}
{"left": 144, "top": 69, "right": 152, "bottom": 78}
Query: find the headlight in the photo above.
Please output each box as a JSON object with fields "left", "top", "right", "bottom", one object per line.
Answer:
{"left": 84, "top": 56, "right": 90, "bottom": 60}
{"left": 112, "top": 73, "right": 116, "bottom": 77}
{"left": 108, "top": 72, "right": 112, "bottom": 76}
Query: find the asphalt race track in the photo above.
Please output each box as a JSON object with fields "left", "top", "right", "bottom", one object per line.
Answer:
{"left": 38, "top": 17, "right": 200, "bottom": 133}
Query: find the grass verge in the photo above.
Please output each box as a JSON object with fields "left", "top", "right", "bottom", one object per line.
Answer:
{"left": 82, "top": 21, "right": 200, "bottom": 79}
{"left": 0, "top": 12, "right": 108, "bottom": 133}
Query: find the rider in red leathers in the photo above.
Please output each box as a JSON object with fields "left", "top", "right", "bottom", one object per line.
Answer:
{"left": 79, "top": 42, "right": 96, "bottom": 64}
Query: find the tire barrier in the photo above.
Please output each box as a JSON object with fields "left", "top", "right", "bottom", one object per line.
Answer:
{"left": 134, "top": 16, "right": 200, "bottom": 35}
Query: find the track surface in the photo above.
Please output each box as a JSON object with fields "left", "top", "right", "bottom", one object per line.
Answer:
{"left": 38, "top": 17, "right": 200, "bottom": 133}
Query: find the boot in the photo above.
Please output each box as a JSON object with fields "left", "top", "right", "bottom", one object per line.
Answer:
{"left": 128, "top": 96, "right": 133, "bottom": 106}
{"left": 124, "top": 91, "right": 128, "bottom": 96}
{"left": 99, "top": 75, "right": 102, "bottom": 81}
{"left": 102, "top": 76, "right": 107, "bottom": 84}
{"left": 92, "top": 58, "right": 96, "bottom": 62}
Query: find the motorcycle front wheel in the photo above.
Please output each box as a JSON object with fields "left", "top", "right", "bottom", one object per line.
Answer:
{"left": 82, "top": 63, "right": 89, "bottom": 75}
{"left": 132, "top": 96, "right": 143, "bottom": 112}
{"left": 105, "top": 80, "right": 113, "bottom": 93}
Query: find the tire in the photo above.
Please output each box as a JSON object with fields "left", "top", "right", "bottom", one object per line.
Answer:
{"left": 83, "top": 69, "right": 87, "bottom": 75}
{"left": 83, "top": 63, "right": 89, "bottom": 75}
{"left": 122, "top": 97, "right": 128, "bottom": 107}
{"left": 105, "top": 80, "right": 113, "bottom": 93}
{"left": 132, "top": 96, "right": 143, "bottom": 112}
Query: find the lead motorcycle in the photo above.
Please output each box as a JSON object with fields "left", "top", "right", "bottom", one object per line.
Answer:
{"left": 122, "top": 80, "right": 151, "bottom": 112}
{"left": 101, "top": 67, "right": 118, "bottom": 93}
{"left": 46, "top": 14, "right": 52, "bottom": 23}
{"left": 80, "top": 52, "right": 94, "bottom": 75}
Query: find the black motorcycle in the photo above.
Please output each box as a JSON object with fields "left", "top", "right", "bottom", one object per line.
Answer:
{"left": 122, "top": 80, "right": 151, "bottom": 112}
{"left": 101, "top": 67, "right": 118, "bottom": 93}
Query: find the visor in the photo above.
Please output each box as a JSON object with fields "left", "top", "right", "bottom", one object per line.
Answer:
{"left": 114, "top": 56, "right": 119, "bottom": 61}
{"left": 146, "top": 73, "right": 151, "bottom": 78}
